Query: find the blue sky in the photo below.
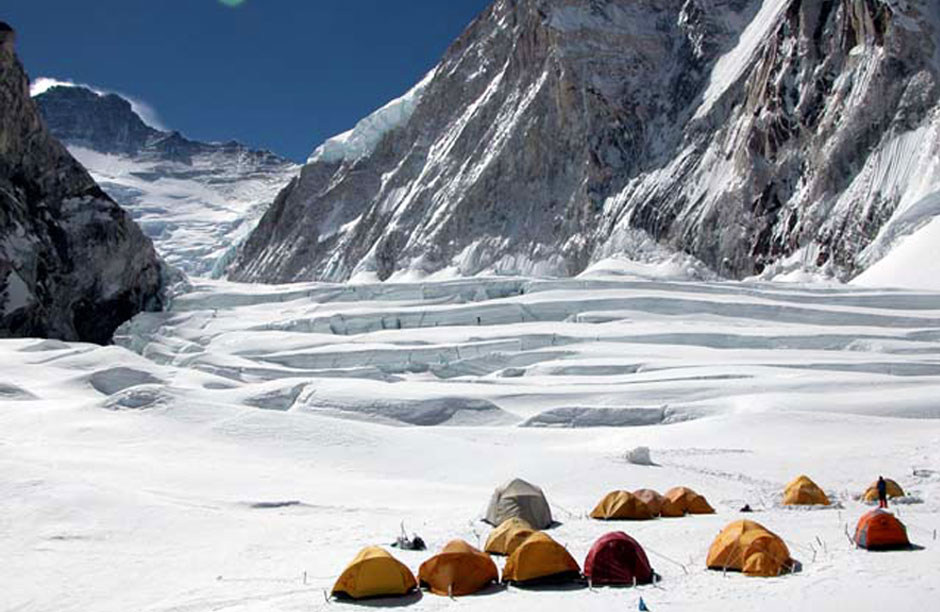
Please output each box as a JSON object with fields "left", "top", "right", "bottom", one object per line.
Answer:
{"left": 7, "top": 0, "right": 490, "bottom": 161}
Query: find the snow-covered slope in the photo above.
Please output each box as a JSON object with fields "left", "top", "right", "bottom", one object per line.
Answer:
{"left": 33, "top": 85, "right": 299, "bottom": 278}
{"left": 852, "top": 206, "right": 940, "bottom": 289}
{"left": 231, "top": 0, "right": 940, "bottom": 286}
{"left": 4, "top": 273, "right": 940, "bottom": 610}
{"left": 849, "top": 120, "right": 940, "bottom": 289}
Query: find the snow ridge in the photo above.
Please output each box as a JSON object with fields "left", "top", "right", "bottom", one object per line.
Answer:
{"left": 693, "top": 0, "right": 791, "bottom": 120}
{"left": 308, "top": 69, "right": 437, "bottom": 165}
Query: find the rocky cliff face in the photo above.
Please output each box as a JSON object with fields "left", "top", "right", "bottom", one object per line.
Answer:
{"left": 35, "top": 85, "right": 299, "bottom": 277}
{"left": 230, "top": 0, "right": 940, "bottom": 283}
{"left": 35, "top": 86, "right": 157, "bottom": 155}
{"left": 0, "top": 26, "right": 165, "bottom": 343}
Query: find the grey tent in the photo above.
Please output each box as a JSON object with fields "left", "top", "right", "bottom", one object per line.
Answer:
{"left": 484, "top": 478, "right": 553, "bottom": 529}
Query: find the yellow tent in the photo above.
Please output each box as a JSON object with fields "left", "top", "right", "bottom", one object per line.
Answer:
{"left": 591, "top": 491, "right": 655, "bottom": 520}
{"left": 484, "top": 517, "right": 534, "bottom": 556}
{"left": 665, "top": 486, "right": 715, "bottom": 515}
{"left": 503, "top": 532, "right": 581, "bottom": 585}
{"left": 332, "top": 546, "right": 417, "bottom": 599}
{"left": 418, "top": 540, "right": 498, "bottom": 596}
{"left": 862, "top": 479, "right": 904, "bottom": 502}
{"left": 707, "top": 520, "right": 792, "bottom": 577}
{"left": 634, "top": 488, "right": 683, "bottom": 518}
{"left": 783, "top": 475, "right": 830, "bottom": 506}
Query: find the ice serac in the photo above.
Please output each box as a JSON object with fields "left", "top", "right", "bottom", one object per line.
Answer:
{"left": 0, "top": 24, "right": 165, "bottom": 344}
{"left": 35, "top": 85, "right": 299, "bottom": 278}
{"left": 230, "top": 0, "right": 940, "bottom": 283}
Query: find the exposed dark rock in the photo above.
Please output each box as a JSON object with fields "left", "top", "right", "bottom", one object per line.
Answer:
{"left": 35, "top": 86, "right": 158, "bottom": 155}
{"left": 36, "top": 85, "right": 287, "bottom": 166}
{"left": 230, "top": 0, "right": 940, "bottom": 283}
{"left": 0, "top": 28, "right": 165, "bottom": 343}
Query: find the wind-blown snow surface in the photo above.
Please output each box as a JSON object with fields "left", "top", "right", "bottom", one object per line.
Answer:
{"left": 4, "top": 275, "right": 940, "bottom": 611}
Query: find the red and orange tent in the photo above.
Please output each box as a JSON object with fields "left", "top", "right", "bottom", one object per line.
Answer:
{"left": 854, "top": 509, "right": 910, "bottom": 550}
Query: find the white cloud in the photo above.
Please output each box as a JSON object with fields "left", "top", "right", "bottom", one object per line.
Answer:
{"left": 29, "top": 77, "right": 79, "bottom": 97}
{"left": 30, "top": 76, "right": 167, "bottom": 131}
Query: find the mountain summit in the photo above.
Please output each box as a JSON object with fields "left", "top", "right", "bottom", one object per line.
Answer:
{"left": 36, "top": 85, "right": 158, "bottom": 155}
{"left": 35, "top": 85, "right": 299, "bottom": 277}
{"left": 230, "top": 0, "right": 940, "bottom": 283}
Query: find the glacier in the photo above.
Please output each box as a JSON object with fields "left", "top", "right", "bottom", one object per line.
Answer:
{"left": 5, "top": 269, "right": 940, "bottom": 610}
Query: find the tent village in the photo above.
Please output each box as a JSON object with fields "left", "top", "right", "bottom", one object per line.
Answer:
{"left": 330, "top": 475, "right": 920, "bottom": 602}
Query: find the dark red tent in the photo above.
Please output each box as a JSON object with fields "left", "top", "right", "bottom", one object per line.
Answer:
{"left": 584, "top": 532, "right": 654, "bottom": 585}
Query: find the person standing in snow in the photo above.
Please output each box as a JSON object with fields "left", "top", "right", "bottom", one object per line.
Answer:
{"left": 877, "top": 476, "right": 888, "bottom": 509}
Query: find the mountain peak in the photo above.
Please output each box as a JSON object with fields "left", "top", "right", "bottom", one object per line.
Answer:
{"left": 230, "top": 0, "right": 940, "bottom": 284}
{"left": 34, "top": 79, "right": 300, "bottom": 279}
{"left": 35, "top": 84, "right": 160, "bottom": 155}
{"left": 34, "top": 82, "right": 294, "bottom": 165}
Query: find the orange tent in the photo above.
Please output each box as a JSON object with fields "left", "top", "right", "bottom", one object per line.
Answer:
{"left": 591, "top": 491, "right": 654, "bottom": 520}
{"left": 855, "top": 509, "right": 910, "bottom": 550}
{"left": 418, "top": 540, "right": 498, "bottom": 596}
{"left": 634, "top": 488, "right": 683, "bottom": 518}
{"left": 332, "top": 547, "right": 417, "bottom": 599}
{"left": 706, "top": 520, "right": 793, "bottom": 577}
{"left": 862, "top": 479, "right": 904, "bottom": 503}
{"left": 783, "top": 475, "right": 830, "bottom": 506}
{"left": 484, "top": 517, "right": 534, "bottom": 556}
{"left": 665, "top": 487, "right": 715, "bottom": 515}
{"left": 502, "top": 532, "right": 581, "bottom": 585}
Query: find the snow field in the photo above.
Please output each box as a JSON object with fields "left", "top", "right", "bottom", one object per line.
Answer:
{"left": 3, "top": 273, "right": 940, "bottom": 611}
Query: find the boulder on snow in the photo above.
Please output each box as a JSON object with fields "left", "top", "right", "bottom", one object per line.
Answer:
{"left": 626, "top": 446, "right": 655, "bottom": 466}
